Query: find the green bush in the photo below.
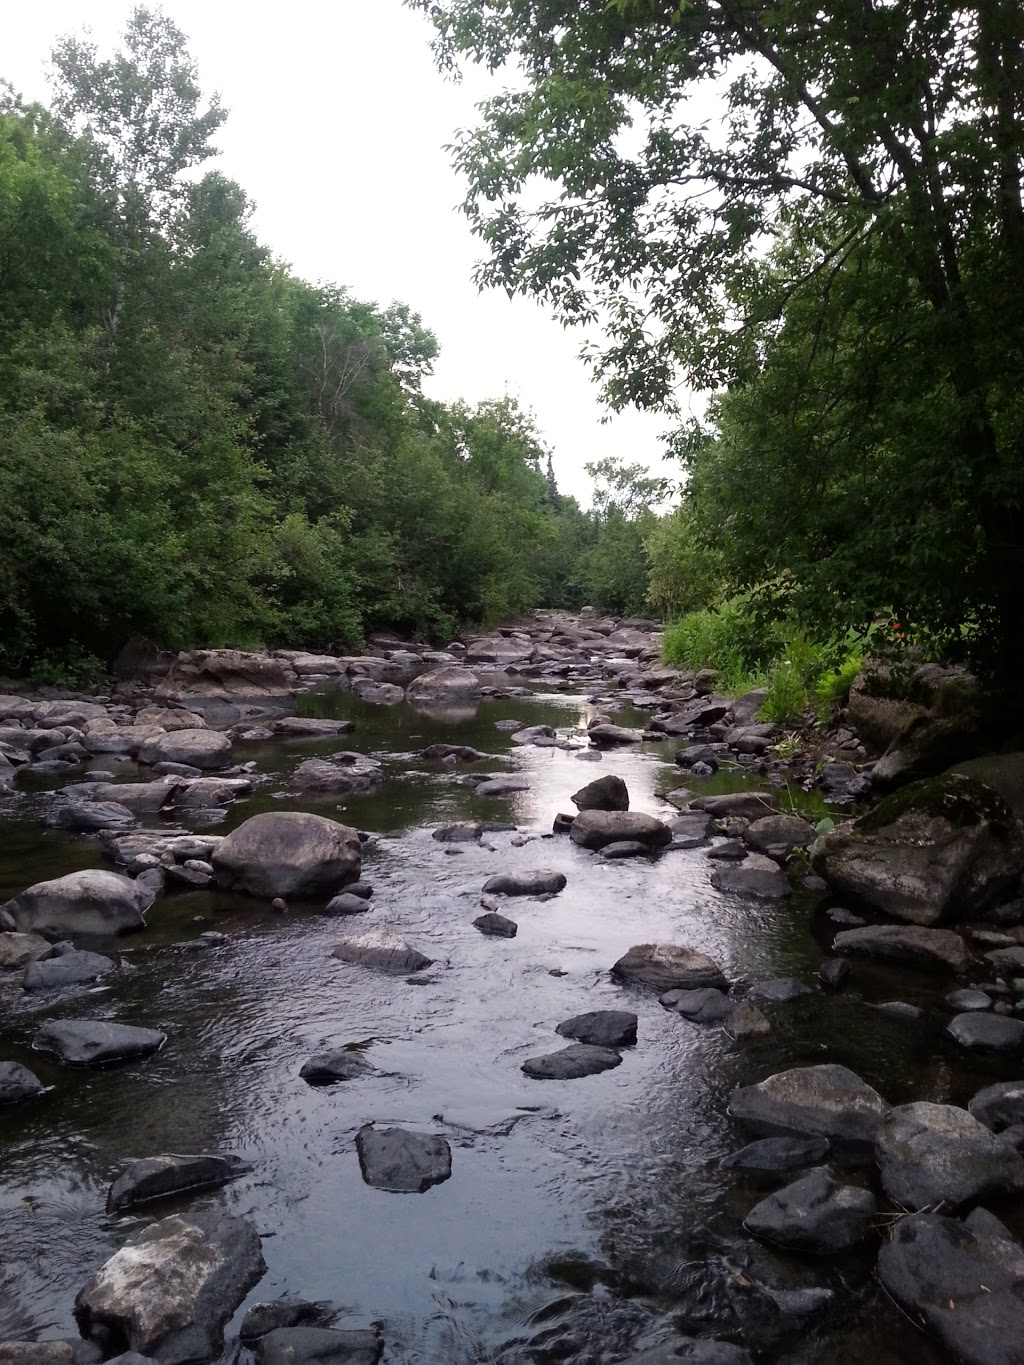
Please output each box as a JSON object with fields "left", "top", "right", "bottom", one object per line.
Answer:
{"left": 759, "top": 659, "right": 810, "bottom": 724}
{"left": 814, "top": 654, "right": 863, "bottom": 717}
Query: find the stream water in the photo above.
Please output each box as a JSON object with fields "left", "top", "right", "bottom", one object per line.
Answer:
{"left": 1, "top": 684, "right": 1018, "bottom": 1363}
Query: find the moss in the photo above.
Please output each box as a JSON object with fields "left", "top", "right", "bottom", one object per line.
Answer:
{"left": 857, "top": 773, "right": 1016, "bottom": 839}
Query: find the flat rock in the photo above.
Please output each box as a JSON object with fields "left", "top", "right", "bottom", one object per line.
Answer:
{"left": 833, "top": 924, "right": 970, "bottom": 972}
{"left": 587, "top": 723, "right": 644, "bottom": 746}
{"left": 241, "top": 1298, "right": 335, "bottom": 1341}
{"left": 571, "top": 775, "right": 629, "bottom": 811}
{"left": 421, "top": 743, "right": 489, "bottom": 762}
{"left": 74, "top": 1211, "right": 266, "bottom": 1363}
{"left": 24, "top": 950, "right": 115, "bottom": 992}
{"left": 721, "top": 1136, "right": 830, "bottom": 1174}
{"left": 876, "top": 1101, "right": 1024, "bottom": 1211}
{"left": 473, "top": 912, "right": 517, "bottom": 937}
{"left": 613, "top": 942, "right": 726, "bottom": 992}
{"left": 748, "top": 977, "right": 813, "bottom": 1003}
{"left": 33, "top": 1019, "right": 166, "bottom": 1066}
{"left": 600, "top": 840, "right": 652, "bottom": 859}
{"left": 355, "top": 1125, "right": 451, "bottom": 1192}
{"left": 729, "top": 1064, "right": 888, "bottom": 1145}
{"left": 744, "top": 1168, "right": 876, "bottom": 1254}
{"left": 945, "top": 988, "right": 992, "bottom": 1011}
{"left": 107, "top": 1153, "right": 250, "bottom": 1214}
{"left": 877, "top": 1207, "right": 1024, "bottom": 1365}
{"left": 969, "top": 1080, "right": 1024, "bottom": 1133}
{"left": 3, "top": 869, "right": 150, "bottom": 937}
{"left": 710, "top": 853, "right": 791, "bottom": 899}
{"left": 660, "top": 987, "right": 733, "bottom": 1023}
{"left": 332, "top": 931, "right": 433, "bottom": 975}
{"left": 556, "top": 1010, "right": 637, "bottom": 1047}
{"left": 690, "top": 792, "right": 778, "bottom": 821}
{"left": 405, "top": 665, "right": 480, "bottom": 705}
{"left": 0, "top": 1060, "right": 46, "bottom": 1103}
{"left": 138, "top": 729, "right": 232, "bottom": 771}
{"left": 474, "top": 775, "right": 531, "bottom": 797}
{"left": 254, "top": 1326, "right": 382, "bottom": 1364}
{"left": 275, "top": 716, "right": 355, "bottom": 737}
{"left": 482, "top": 870, "right": 566, "bottom": 896}
{"left": 91, "top": 780, "right": 180, "bottom": 813}
{"left": 52, "top": 801, "right": 137, "bottom": 831}
{"left": 299, "top": 1050, "right": 374, "bottom": 1085}
{"left": 213, "top": 812, "right": 361, "bottom": 899}
{"left": 521, "top": 1044, "right": 622, "bottom": 1079}
{"left": 947, "top": 1011, "right": 1024, "bottom": 1055}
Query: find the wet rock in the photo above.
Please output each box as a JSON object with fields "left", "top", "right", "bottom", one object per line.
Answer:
{"left": 970, "top": 1080, "right": 1024, "bottom": 1134}
{"left": 613, "top": 943, "right": 727, "bottom": 993}
{"left": 33, "top": 1019, "right": 166, "bottom": 1066}
{"left": 625, "top": 1344, "right": 753, "bottom": 1365}
{"left": 107, "top": 1154, "right": 250, "bottom": 1214}
{"left": 743, "top": 1168, "right": 876, "bottom": 1254}
{"left": 945, "top": 987, "right": 991, "bottom": 1011}
{"left": 290, "top": 757, "right": 383, "bottom": 794}
{"left": 275, "top": 716, "right": 355, "bottom": 737}
{"left": 947, "top": 1011, "right": 1024, "bottom": 1055}
{"left": 721, "top": 1136, "right": 830, "bottom": 1174}
{"left": 510, "top": 724, "right": 556, "bottom": 746}
{"left": 711, "top": 854, "right": 790, "bottom": 899}
{"left": 482, "top": 870, "right": 566, "bottom": 896}
{"left": 323, "top": 893, "right": 373, "bottom": 916}
{"left": 985, "top": 944, "right": 1024, "bottom": 973}
{"left": 473, "top": 912, "right": 518, "bottom": 937}
{"left": 421, "top": 743, "right": 489, "bottom": 762}
{"left": 474, "top": 774, "right": 531, "bottom": 797}
{"left": 552, "top": 812, "right": 576, "bottom": 834}
{"left": 521, "top": 1044, "right": 622, "bottom": 1079}
{"left": 432, "top": 821, "right": 482, "bottom": 842}
{"left": 743, "top": 814, "right": 815, "bottom": 856}
{"left": 350, "top": 679, "right": 405, "bottom": 705}
{"left": 833, "top": 923, "right": 970, "bottom": 972}
{"left": 404, "top": 665, "right": 480, "bottom": 706}
{"left": 90, "top": 780, "right": 180, "bottom": 813}
{"left": 52, "top": 801, "right": 137, "bottom": 832}
{"left": 494, "top": 718, "right": 525, "bottom": 731}
{"left": 213, "top": 812, "right": 361, "bottom": 899}
{"left": 587, "top": 722, "right": 645, "bottom": 746}
{"left": 254, "top": 1326, "right": 383, "bottom": 1364}
{"left": 299, "top": 1051, "right": 374, "bottom": 1085}
{"left": 877, "top": 1207, "right": 1024, "bottom": 1365}
{"left": 74, "top": 1210, "right": 266, "bottom": 1363}
{"left": 138, "top": 728, "right": 232, "bottom": 771}
{"left": 669, "top": 812, "right": 715, "bottom": 841}
{"left": 725, "top": 1000, "right": 772, "bottom": 1040}
{"left": 876, "top": 1101, "right": 1024, "bottom": 1211}
{"left": 571, "top": 774, "right": 629, "bottom": 811}
{"left": 240, "top": 1299, "right": 336, "bottom": 1342}
{"left": 172, "top": 777, "right": 252, "bottom": 809}
{"left": 24, "top": 949, "right": 115, "bottom": 992}
{"left": 600, "top": 840, "right": 653, "bottom": 859}
{"left": 3, "top": 869, "right": 150, "bottom": 938}
{"left": 660, "top": 987, "right": 733, "bottom": 1023}
{"left": 824, "top": 906, "right": 867, "bottom": 927}
{"left": 818, "top": 959, "right": 850, "bottom": 990}
{"left": 570, "top": 810, "right": 672, "bottom": 851}
{"left": 355, "top": 1125, "right": 452, "bottom": 1192}
{"left": 729, "top": 1064, "right": 889, "bottom": 1144}
{"left": 0, "top": 1060, "right": 45, "bottom": 1103}
{"left": 748, "top": 978, "right": 813, "bottom": 1003}
{"left": 332, "top": 930, "right": 433, "bottom": 975}
{"left": 136, "top": 706, "right": 208, "bottom": 732}
{"left": 0, "top": 930, "right": 53, "bottom": 970}
{"left": 556, "top": 1010, "right": 637, "bottom": 1047}
{"left": 675, "top": 744, "right": 720, "bottom": 772}
{"left": 872, "top": 1000, "right": 925, "bottom": 1022}
{"left": 706, "top": 840, "right": 747, "bottom": 861}
{"left": 689, "top": 792, "right": 778, "bottom": 821}
{"left": 0, "top": 1345, "right": 103, "bottom": 1364}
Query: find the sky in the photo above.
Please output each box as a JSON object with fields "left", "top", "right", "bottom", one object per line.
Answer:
{"left": 2, "top": 0, "right": 679, "bottom": 505}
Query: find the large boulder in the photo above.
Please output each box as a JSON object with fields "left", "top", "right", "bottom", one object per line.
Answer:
{"left": 404, "top": 665, "right": 480, "bottom": 706}
{"left": 3, "top": 869, "right": 151, "bottom": 937}
{"left": 743, "top": 1168, "right": 876, "bottom": 1254}
{"left": 465, "top": 635, "right": 533, "bottom": 665}
{"left": 33, "top": 1019, "right": 166, "bottom": 1066}
{"left": 155, "top": 649, "right": 293, "bottom": 703}
{"left": 481, "top": 870, "right": 566, "bottom": 896}
{"left": 877, "top": 1208, "right": 1024, "bottom": 1365}
{"left": 138, "top": 730, "right": 232, "bottom": 771}
{"left": 949, "top": 752, "right": 1024, "bottom": 822}
{"left": 355, "top": 1126, "right": 451, "bottom": 1192}
{"left": 212, "top": 812, "right": 361, "bottom": 899}
{"left": 612, "top": 943, "right": 727, "bottom": 992}
{"left": 832, "top": 924, "right": 970, "bottom": 972}
{"left": 556, "top": 1010, "right": 637, "bottom": 1048}
{"left": 571, "top": 775, "right": 629, "bottom": 811}
{"left": 729, "top": 1064, "right": 888, "bottom": 1145}
{"left": 570, "top": 810, "right": 672, "bottom": 851}
{"left": 812, "top": 774, "right": 1024, "bottom": 925}
{"left": 876, "top": 1102, "right": 1024, "bottom": 1211}
{"left": 74, "top": 1211, "right": 266, "bottom": 1363}
{"left": 135, "top": 707, "right": 208, "bottom": 732}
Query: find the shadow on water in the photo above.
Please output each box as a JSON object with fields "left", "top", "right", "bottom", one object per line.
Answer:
{"left": 0, "top": 683, "right": 1001, "bottom": 1361}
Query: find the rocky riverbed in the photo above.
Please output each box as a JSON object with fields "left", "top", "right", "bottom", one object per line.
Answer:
{"left": 1, "top": 612, "right": 1023, "bottom": 1364}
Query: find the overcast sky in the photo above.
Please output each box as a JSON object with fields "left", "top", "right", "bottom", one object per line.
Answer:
{"left": 3, "top": 1, "right": 679, "bottom": 505}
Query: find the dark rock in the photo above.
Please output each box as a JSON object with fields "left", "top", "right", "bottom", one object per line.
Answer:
{"left": 689, "top": 792, "right": 778, "bottom": 821}
{"left": 825, "top": 907, "right": 867, "bottom": 927}
{"left": 556, "top": 1010, "right": 637, "bottom": 1047}
{"left": 876, "top": 1101, "right": 1024, "bottom": 1211}
{"left": 0, "top": 1345, "right": 104, "bottom": 1364}
{"left": 213, "top": 812, "right": 361, "bottom": 899}
{"left": 4, "top": 869, "right": 149, "bottom": 937}
{"left": 669, "top": 812, "right": 715, "bottom": 841}
{"left": 52, "top": 801, "right": 137, "bottom": 832}
{"left": 0, "top": 1060, "right": 45, "bottom": 1103}
{"left": 355, "top": 1125, "right": 451, "bottom": 1192}
{"left": 432, "top": 821, "right": 482, "bottom": 842}
{"left": 743, "top": 1168, "right": 876, "bottom": 1254}
{"left": 877, "top": 1207, "right": 1024, "bottom": 1365}
{"left": 290, "top": 757, "right": 384, "bottom": 795}
{"left": 613, "top": 943, "right": 727, "bottom": 992}
{"left": 833, "top": 924, "right": 970, "bottom": 972}
{"left": 510, "top": 724, "right": 556, "bottom": 745}
{"left": 571, "top": 774, "right": 629, "bottom": 811}
{"left": 345, "top": 882, "right": 373, "bottom": 899}
{"left": 725, "top": 1000, "right": 773, "bottom": 1039}
{"left": 985, "top": 944, "right": 1024, "bottom": 973}
{"left": 275, "top": 717, "right": 355, "bottom": 737}
{"left": 405, "top": 665, "right": 480, "bottom": 706}
{"left": 254, "top": 1326, "right": 383, "bottom": 1364}
{"left": 421, "top": 743, "right": 489, "bottom": 762}
{"left": 587, "top": 722, "right": 644, "bottom": 746}
{"left": 138, "top": 729, "right": 232, "bottom": 771}
{"left": 660, "top": 987, "right": 733, "bottom": 1023}
{"left": 521, "top": 1044, "right": 622, "bottom": 1079}
{"left": 818, "top": 959, "right": 850, "bottom": 990}
{"left": 332, "top": 931, "right": 433, "bottom": 975}
{"left": 24, "top": 950, "right": 115, "bottom": 992}
{"left": 872, "top": 1000, "right": 925, "bottom": 1023}
{"left": 947, "top": 1011, "right": 1024, "bottom": 1055}
{"left": 106, "top": 1153, "right": 250, "bottom": 1214}
{"left": 721, "top": 1136, "right": 830, "bottom": 1174}
{"left": 600, "top": 840, "right": 653, "bottom": 859}
{"left": 241, "top": 1298, "right": 335, "bottom": 1342}
{"left": 945, "top": 988, "right": 992, "bottom": 1011}
{"left": 482, "top": 870, "right": 566, "bottom": 896}
{"left": 33, "top": 1019, "right": 166, "bottom": 1066}
{"left": 74, "top": 1211, "right": 266, "bottom": 1363}
{"left": 970, "top": 1081, "right": 1024, "bottom": 1133}
{"left": 299, "top": 1051, "right": 374, "bottom": 1085}
{"left": 474, "top": 774, "right": 531, "bottom": 797}
{"left": 748, "top": 977, "right": 813, "bottom": 1003}
{"left": 744, "top": 814, "right": 815, "bottom": 856}
{"left": 706, "top": 840, "right": 747, "bottom": 861}
{"left": 675, "top": 745, "right": 720, "bottom": 772}
{"left": 552, "top": 813, "right": 576, "bottom": 834}
{"left": 711, "top": 854, "right": 791, "bottom": 899}
{"left": 625, "top": 1344, "right": 753, "bottom": 1365}
{"left": 570, "top": 810, "right": 672, "bottom": 851}
{"left": 729, "top": 1064, "right": 889, "bottom": 1144}
{"left": 473, "top": 912, "right": 518, "bottom": 937}
{"left": 323, "top": 893, "right": 373, "bottom": 916}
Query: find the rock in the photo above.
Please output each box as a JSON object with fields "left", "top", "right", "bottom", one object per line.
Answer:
{"left": 156, "top": 648, "right": 293, "bottom": 702}
{"left": 521, "top": 1044, "right": 622, "bottom": 1079}
{"left": 725, "top": 1000, "right": 773, "bottom": 1039}
{"left": 945, "top": 987, "right": 991, "bottom": 1011}
{"left": 825, "top": 906, "right": 867, "bottom": 927}
{"left": 136, "top": 706, "right": 208, "bottom": 732}
{"left": 721, "top": 1136, "right": 830, "bottom": 1174}
{"left": 877, "top": 1207, "right": 1024, "bottom": 1365}
{"left": 675, "top": 744, "right": 720, "bottom": 771}
{"left": 3, "top": 869, "right": 150, "bottom": 937}
{"left": 323, "top": 892, "right": 373, "bottom": 916}
{"left": 254, "top": 1326, "right": 382, "bottom": 1364}
{"left": 947, "top": 1011, "right": 1024, "bottom": 1055}
{"left": 52, "top": 801, "right": 137, "bottom": 831}
{"left": 613, "top": 943, "right": 727, "bottom": 992}
{"left": 90, "top": 780, "right": 180, "bottom": 813}
{"left": 173, "top": 777, "right": 252, "bottom": 809}
{"left": 299, "top": 1050, "right": 374, "bottom": 1085}
{"left": 138, "top": 729, "right": 232, "bottom": 771}
{"left": 748, "top": 977, "right": 813, "bottom": 1003}
{"left": 0, "top": 930, "right": 53, "bottom": 970}
{"left": 552, "top": 813, "right": 576, "bottom": 834}
{"left": 811, "top": 773, "right": 1024, "bottom": 925}
{"left": 876, "top": 1101, "right": 1024, "bottom": 1211}
{"left": 729, "top": 1064, "right": 889, "bottom": 1144}
{"left": 482, "top": 870, "right": 566, "bottom": 896}
{"left": 510, "top": 724, "right": 556, "bottom": 745}
{"left": 24, "top": 949, "right": 115, "bottom": 992}
{"left": 431, "top": 821, "right": 482, "bottom": 843}
{"left": 0, "top": 1060, "right": 45, "bottom": 1103}
{"left": 600, "top": 840, "right": 653, "bottom": 859}
{"left": 33, "top": 1019, "right": 166, "bottom": 1066}
{"left": 332, "top": 930, "right": 433, "bottom": 975}
{"left": 818, "top": 959, "right": 850, "bottom": 990}
{"left": 571, "top": 774, "right": 629, "bottom": 811}
{"left": 213, "top": 812, "right": 361, "bottom": 899}
{"left": 669, "top": 812, "right": 715, "bottom": 841}
{"left": 556, "top": 1010, "right": 637, "bottom": 1047}
{"left": 107, "top": 1154, "right": 250, "bottom": 1214}
{"left": 872, "top": 712, "right": 982, "bottom": 791}
{"left": 969, "top": 1080, "right": 1024, "bottom": 1134}
{"left": 689, "top": 792, "right": 778, "bottom": 821}
{"left": 743, "top": 814, "right": 815, "bottom": 856}
{"left": 275, "top": 716, "right": 355, "bottom": 737}
{"left": 743, "top": 1168, "right": 876, "bottom": 1253}
{"left": 570, "top": 810, "right": 672, "bottom": 851}
{"left": 240, "top": 1299, "right": 335, "bottom": 1342}
{"left": 711, "top": 854, "right": 791, "bottom": 899}
{"left": 872, "top": 1000, "right": 925, "bottom": 1023}
{"left": 706, "top": 839, "right": 747, "bottom": 861}
{"left": 625, "top": 1344, "right": 753, "bottom": 1365}
{"left": 832, "top": 924, "right": 970, "bottom": 972}
{"left": 421, "top": 743, "right": 490, "bottom": 762}
{"left": 847, "top": 666, "right": 928, "bottom": 750}
{"left": 473, "top": 912, "right": 517, "bottom": 937}
{"left": 355, "top": 1125, "right": 451, "bottom": 1192}
{"left": 587, "top": 722, "right": 644, "bottom": 746}
{"left": 74, "top": 1210, "right": 266, "bottom": 1363}
{"left": 473, "top": 774, "right": 531, "bottom": 797}
{"left": 289, "top": 757, "right": 383, "bottom": 794}
{"left": 660, "top": 987, "right": 733, "bottom": 1023}
{"left": 0, "top": 1345, "right": 101, "bottom": 1364}
{"left": 405, "top": 665, "right": 480, "bottom": 706}
{"left": 985, "top": 944, "right": 1024, "bottom": 973}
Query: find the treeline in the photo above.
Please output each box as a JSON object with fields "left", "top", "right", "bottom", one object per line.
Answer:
{"left": 0, "top": 9, "right": 656, "bottom": 684}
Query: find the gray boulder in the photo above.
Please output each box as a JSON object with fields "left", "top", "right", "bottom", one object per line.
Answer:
{"left": 24, "top": 950, "right": 114, "bottom": 992}
{"left": 613, "top": 943, "right": 726, "bottom": 992}
{"left": 332, "top": 930, "right": 433, "bottom": 975}
{"left": 725, "top": 1000, "right": 773, "bottom": 1040}
{"left": 138, "top": 729, "right": 232, "bottom": 771}
{"left": 747, "top": 977, "right": 813, "bottom": 1003}
{"left": 833, "top": 924, "right": 970, "bottom": 972}
{"left": 473, "top": 912, "right": 517, "bottom": 937}
{"left": 0, "top": 930, "right": 53, "bottom": 970}
{"left": 587, "top": 722, "right": 644, "bottom": 746}
{"left": 323, "top": 892, "right": 372, "bottom": 916}
{"left": 254, "top": 1327, "right": 382, "bottom": 1364}
{"left": 660, "top": 987, "right": 733, "bottom": 1023}
{"left": 689, "top": 792, "right": 779, "bottom": 821}
{"left": 482, "top": 870, "right": 566, "bottom": 896}
{"left": 729, "top": 1064, "right": 888, "bottom": 1144}
{"left": 155, "top": 649, "right": 292, "bottom": 702}
{"left": 404, "top": 665, "right": 480, "bottom": 705}
{"left": 743, "top": 1168, "right": 876, "bottom": 1254}
{"left": 521, "top": 1044, "right": 622, "bottom": 1079}
{"left": 74, "top": 1211, "right": 266, "bottom": 1363}
{"left": 876, "top": 1101, "right": 1024, "bottom": 1211}
{"left": 473, "top": 775, "right": 531, "bottom": 797}
{"left": 33, "top": 1019, "right": 166, "bottom": 1066}
{"left": 556, "top": 1010, "right": 637, "bottom": 1047}
{"left": 107, "top": 1153, "right": 250, "bottom": 1214}
{"left": 4, "top": 869, "right": 150, "bottom": 937}
{"left": 52, "top": 801, "right": 137, "bottom": 831}
{"left": 600, "top": 840, "right": 653, "bottom": 859}
{"left": 289, "top": 758, "right": 383, "bottom": 794}
{"left": 172, "top": 777, "right": 253, "bottom": 809}
{"left": 710, "top": 854, "right": 791, "bottom": 899}
{"left": 274, "top": 716, "right": 355, "bottom": 737}
{"left": 721, "top": 1136, "right": 830, "bottom": 1174}
{"left": 0, "top": 1060, "right": 45, "bottom": 1103}
{"left": 947, "top": 1011, "right": 1024, "bottom": 1055}
{"left": 213, "top": 812, "right": 361, "bottom": 899}
{"left": 90, "top": 780, "right": 179, "bottom": 812}
{"left": 355, "top": 1125, "right": 451, "bottom": 1192}
{"left": 570, "top": 810, "right": 672, "bottom": 851}
{"left": 571, "top": 774, "right": 629, "bottom": 811}
{"left": 969, "top": 1080, "right": 1024, "bottom": 1133}
{"left": 743, "top": 814, "right": 815, "bottom": 856}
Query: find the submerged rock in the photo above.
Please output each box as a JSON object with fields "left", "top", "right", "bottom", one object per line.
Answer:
{"left": 106, "top": 1153, "right": 251, "bottom": 1214}
{"left": 355, "top": 1125, "right": 452, "bottom": 1193}
{"left": 743, "top": 1168, "right": 876, "bottom": 1254}
{"left": 23, "top": 950, "right": 115, "bottom": 992}
{"left": 613, "top": 943, "right": 727, "bottom": 993}
{"left": 0, "top": 1060, "right": 45, "bottom": 1103}
{"left": 521, "top": 1044, "right": 622, "bottom": 1079}
{"left": 876, "top": 1101, "right": 1024, "bottom": 1211}
{"left": 729, "top": 1064, "right": 888, "bottom": 1145}
{"left": 299, "top": 1051, "right": 374, "bottom": 1085}
{"left": 213, "top": 812, "right": 361, "bottom": 899}
{"left": 556, "top": 1010, "right": 637, "bottom": 1048}
{"left": 3, "top": 869, "right": 150, "bottom": 938}
{"left": 254, "top": 1326, "right": 383, "bottom": 1364}
{"left": 482, "top": 870, "right": 566, "bottom": 896}
{"left": 240, "top": 1298, "right": 336, "bottom": 1342}
{"left": 33, "top": 1019, "right": 166, "bottom": 1066}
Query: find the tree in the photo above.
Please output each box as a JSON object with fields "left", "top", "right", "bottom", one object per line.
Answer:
{"left": 410, "top": 0, "right": 1024, "bottom": 682}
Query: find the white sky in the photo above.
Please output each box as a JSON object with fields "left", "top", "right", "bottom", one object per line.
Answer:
{"left": 3, "top": 0, "right": 678, "bottom": 505}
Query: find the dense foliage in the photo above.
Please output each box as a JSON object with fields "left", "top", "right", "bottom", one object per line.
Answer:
{"left": 412, "top": 0, "right": 1024, "bottom": 688}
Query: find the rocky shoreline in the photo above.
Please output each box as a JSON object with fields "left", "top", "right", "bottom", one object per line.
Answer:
{"left": 1, "top": 611, "right": 1023, "bottom": 1364}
